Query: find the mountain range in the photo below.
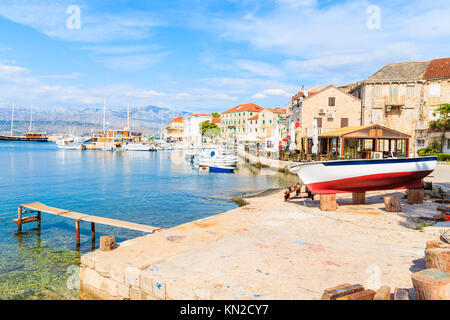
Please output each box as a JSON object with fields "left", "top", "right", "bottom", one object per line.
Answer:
{"left": 0, "top": 105, "right": 192, "bottom": 135}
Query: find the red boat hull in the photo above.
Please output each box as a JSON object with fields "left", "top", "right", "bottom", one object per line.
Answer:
{"left": 307, "top": 170, "right": 433, "bottom": 194}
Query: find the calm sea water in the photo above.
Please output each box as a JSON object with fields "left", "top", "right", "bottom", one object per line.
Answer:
{"left": 0, "top": 142, "right": 296, "bottom": 299}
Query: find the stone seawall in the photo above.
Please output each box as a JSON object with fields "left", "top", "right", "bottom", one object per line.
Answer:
{"left": 79, "top": 188, "right": 443, "bottom": 300}
{"left": 237, "top": 149, "right": 298, "bottom": 173}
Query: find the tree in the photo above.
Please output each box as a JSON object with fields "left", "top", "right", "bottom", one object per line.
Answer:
{"left": 430, "top": 104, "right": 450, "bottom": 131}
{"left": 211, "top": 112, "right": 220, "bottom": 119}
{"left": 200, "top": 120, "right": 220, "bottom": 136}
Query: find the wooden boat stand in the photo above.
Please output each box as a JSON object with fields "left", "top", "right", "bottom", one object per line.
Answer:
{"left": 284, "top": 184, "right": 425, "bottom": 212}
{"left": 14, "top": 202, "right": 163, "bottom": 248}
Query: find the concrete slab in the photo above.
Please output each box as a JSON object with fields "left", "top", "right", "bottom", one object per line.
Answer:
{"left": 80, "top": 189, "right": 449, "bottom": 299}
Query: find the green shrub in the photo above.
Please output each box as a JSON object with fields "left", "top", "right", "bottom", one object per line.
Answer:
{"left": 417, "top": 148, "right": 450, "bottom": 161}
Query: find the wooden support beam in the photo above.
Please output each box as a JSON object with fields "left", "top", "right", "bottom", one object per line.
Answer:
{"left": 75, "top": 220, "right": 80, "bottom": 247}
{"left": 384, "top": 196, "right": 402, "bottom": 212}
{"left": 393, "top": 288, "right": 410, "bottom": 300}
{"left": 320, "top": 194, "right": 337, "bottom": 211}
{"left": 373, "top": 286, "right": 391, "bottom": 300}
{"left": 336, "top": 289, "right": 376, "bottom": 300}
{"left": 37, "top": 211, "right": 41, "bottom": 228}
{"left": 17, "top": 205, "right": 22, "bottom": 232}
{"left": 321, "top": 284, "right": 364, "bottom": 300}
{"left": 91, "top": 222, "right": 95, "bottom": 241}
{"left": 352, "top": 192, "right": 366, "bottom": 205}
{"left": 408, "top": 188, "right": 424, "bottom": 204}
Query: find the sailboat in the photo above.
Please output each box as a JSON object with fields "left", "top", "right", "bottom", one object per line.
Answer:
{"left": 0, "top": 104, "right": 48, "bottom": 142}
{"left": 123, "top": 103, "right": 153, "bottom": 151}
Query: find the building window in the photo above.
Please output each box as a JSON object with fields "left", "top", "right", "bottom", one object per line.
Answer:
{"left": 429, "top": 83, "right": 441, "bottom": 97}
{"left": 250, "top": 112, "right": 253, "bottom": 116}
{"left": 328, "top": 97, "right": 336, "bottom": 106}
{"left": 417, "top": 139, "right": 425, "bottom": 149}
{"left": 263, "top": 120, "right": 265, "bottom": 124}
{"left": 340, "top": 118, "right": 348, "bottom": 128}
{"left": 269, "top": 120, "right": 272, "bottom": 124}
{"left": 447, "top": 139, "right": 450, "bottom": 150}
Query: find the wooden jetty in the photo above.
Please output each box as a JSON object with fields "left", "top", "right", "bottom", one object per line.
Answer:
{"left": 14, "top": 202, "right": 162, "bottom": 247}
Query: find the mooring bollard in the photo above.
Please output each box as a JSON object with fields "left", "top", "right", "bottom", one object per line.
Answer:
{"left": 100, "top": 235, "right": 116, "bottom": 251}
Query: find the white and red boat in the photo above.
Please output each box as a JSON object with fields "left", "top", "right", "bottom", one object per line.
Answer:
{"left": 289, "top": 156, "right": 437, "bottom": 194}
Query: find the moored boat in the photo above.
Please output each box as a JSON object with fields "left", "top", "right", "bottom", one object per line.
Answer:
{"left": 0, "top": 133, "right": 48, "bottom": 142}
{"left": 124, "top": 143, "right": 152, "bottom": 151}
{"left": 289, "top": 156, "right": 437, "bottom": 194}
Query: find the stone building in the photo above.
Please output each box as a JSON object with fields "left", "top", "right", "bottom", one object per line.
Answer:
{"left": 220, "top": 103, "right": 264, "bottom": 140}
{"left": 165, "top": 116, "right": 184, "bottom": 142}
{"left": 349, "top": 57, "right": 450, "bottom": 155}
{"left": 183, "top": 113, "right": 212, "bottom": 145}
{"left": 247, "top": 107, "right": 287, "bottom": 141}
{"left": 286, "top": 85, "right": 362, "bottom": 152}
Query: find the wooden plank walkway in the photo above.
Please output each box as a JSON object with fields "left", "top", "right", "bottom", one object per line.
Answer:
{"left": 14, "top": 202, "right": 163, "bottom": 246}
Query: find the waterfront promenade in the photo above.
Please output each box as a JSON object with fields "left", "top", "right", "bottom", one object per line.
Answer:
{"left": 79, "top": 169, "right": 449, "bottom": 299}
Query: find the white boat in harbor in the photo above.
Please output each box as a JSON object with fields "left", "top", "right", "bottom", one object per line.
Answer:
{"left": 56, "top": 136, "right": 86, "bottom": 150}
{"left": 124, "top": 143, "right": 153, "bottom": 151}
{"left": 196, "top": 150, "right": 238, "bottom": 167}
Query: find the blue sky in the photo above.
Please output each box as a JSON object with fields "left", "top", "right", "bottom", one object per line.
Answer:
{"left": 0, "top": 0, "right": 449, "bottom": 113}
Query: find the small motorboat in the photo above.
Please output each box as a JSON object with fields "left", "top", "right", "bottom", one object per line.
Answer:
{"left": 198, "top": 164, "right": 235, "bottom": 173}
{"left": 56, "top": 136, "right": 86, "bottom": 150}
{"left": 289, "top": 156, "right": 437, "bottom": 194}
{"left": 124, "top": 143, "right": 152, "bottom": 151}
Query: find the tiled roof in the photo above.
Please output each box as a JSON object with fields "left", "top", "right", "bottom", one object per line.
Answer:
{"left": 169, "top": 116, "right": 184, "bottom": 123}
{"left": 190, "top": 113, "right": 211, "bottom": 117}
{"left": 222, "top": 103, "right": 264, "bottom": 114}
{"left": 266, "top": 107, "right": 286, "bottom": 114}
{"left": 302, "top": 84, "right": 361, "bottom": 102}
{"left": 248, "top": 115, "right": 259, "bottom": 120}
{"left": 212, "top": 117, "right": 221, "bottom": 123}
{"left": 423, "top": 57, "right": 450, "bottom": 79}
{"left": 366, "top": 61, "right": 430, "bottom": 82}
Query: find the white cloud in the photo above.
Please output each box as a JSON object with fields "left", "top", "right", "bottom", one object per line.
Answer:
{"left": 95, "top": 52, "right": 171, "bottom": 71}
{"left": 235, "top": 59, "right": 284, "bottom": 78}
{"left": 0, "top": 0, "right": 162, "bottom": 42}
{"left": 212, "top": 0, "right": 450, "bottom": 84}
{"left": 251, "top": 88, "right": 291, "bottom": 99}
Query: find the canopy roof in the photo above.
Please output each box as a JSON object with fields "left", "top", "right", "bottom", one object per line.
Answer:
{"left": 319, "top": 125, "right": 410, "bottom": 138}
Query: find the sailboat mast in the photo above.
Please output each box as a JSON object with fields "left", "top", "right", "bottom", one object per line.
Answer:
{"left": 10, "top": 103, "right": 14, "bottom": 136}
{"left": 127, "top": 103, "right": 130, "bottom": 130}
{"left": 29, "top": 104, "right": 33, "bottom": 132}
{"left": 103, "top": 97, "right": 106, "bottom": 132}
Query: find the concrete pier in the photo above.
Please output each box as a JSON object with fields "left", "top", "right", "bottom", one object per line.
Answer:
{"left": 79, "top": 189, "right": 447, "bottom": 300}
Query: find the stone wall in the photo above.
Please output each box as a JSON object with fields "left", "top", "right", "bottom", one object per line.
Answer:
{"left": 300, "top": 86, "right": 362, "bottom": 137}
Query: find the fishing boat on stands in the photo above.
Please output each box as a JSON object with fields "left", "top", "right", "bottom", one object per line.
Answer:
{"left": 289, "top": 156, "right": 437, "bottom": 194}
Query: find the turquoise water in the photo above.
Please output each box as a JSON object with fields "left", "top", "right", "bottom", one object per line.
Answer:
{"left": 0, "top": 142, "right": 296, "bottom": 299}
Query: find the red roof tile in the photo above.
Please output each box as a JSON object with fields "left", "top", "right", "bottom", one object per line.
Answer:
{"left": 266, "top": 107, "right": 286, "bottom": 114}
{"left": 169, "top": 116, "right": 183, "bottom": 123}
{"left": 248, "top": 115, "right": 259, "bottom": 120}
{"left": 212, "top": 117, "right": 221, "bottom": 123}
{"left": 222, "top": 103, "right": 264, "bottom": 114}
{"left": 423, "top": 57, "right": 450, "bottom": 79}
{"left": 190, "top": 113, "right": 211, "bottom": 117}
